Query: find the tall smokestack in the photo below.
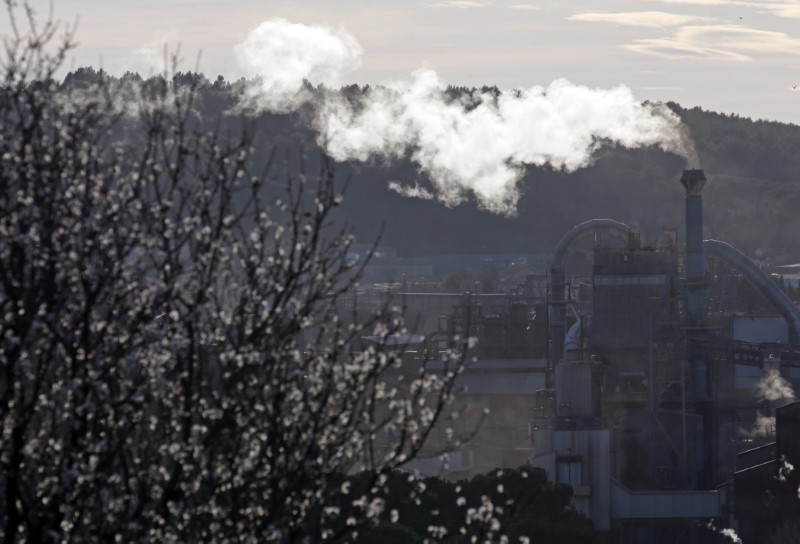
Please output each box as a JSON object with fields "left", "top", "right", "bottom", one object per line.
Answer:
{"left": 681, "top": 169, "right": 707, "bottom": 325}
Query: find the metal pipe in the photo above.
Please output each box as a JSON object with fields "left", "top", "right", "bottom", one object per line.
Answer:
{"left": 704, "top": 239, "right": 800, "bottom": 340}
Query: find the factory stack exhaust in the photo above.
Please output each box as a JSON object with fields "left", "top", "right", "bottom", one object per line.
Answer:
{"left": 681, "top": 169, "right": 707, "bottom": 326}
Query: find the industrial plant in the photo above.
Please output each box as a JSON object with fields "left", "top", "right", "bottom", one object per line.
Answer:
{"left": 352, "top": 169, "right": 800, "bottom": 543}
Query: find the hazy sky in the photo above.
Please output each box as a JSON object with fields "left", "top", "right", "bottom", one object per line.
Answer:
{"left": 4, "top": 0, "right": 800, "bottom": 124}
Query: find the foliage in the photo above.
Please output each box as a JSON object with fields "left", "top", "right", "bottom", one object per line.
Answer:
{"left": 0, "top": 4, "right": 466, "bottom": 542}
{"left": 348, "top": 466, "right": 595, "bottom": 543}
{"left": 356, "top": 522, "right": 422, "bottom": 544}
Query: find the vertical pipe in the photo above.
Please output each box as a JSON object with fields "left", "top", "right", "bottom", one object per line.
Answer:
{"left": 648, "top": 304, "right": 655, "bottom": 485}
{"left": 681, "top": 360, "right": 688, "bottom": 485}
{"left": 549, "top": 265, "right": 566, "bottom": 370}
{"left": 681, "top": 170, "right": 710, "bottom": 487}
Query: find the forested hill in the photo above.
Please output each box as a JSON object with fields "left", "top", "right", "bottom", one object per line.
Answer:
{"left": 62, "top": 69, "right": 800, "bottom": 258}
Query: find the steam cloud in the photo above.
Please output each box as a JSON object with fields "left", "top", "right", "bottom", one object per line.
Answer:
{"left": 706, "top": 520, "right": 742, "bottom": 543}
{"left": 235, "top": 19, "right": 697, "bottom": 215}
{"left": 746, "top": 414, "right": 776, "bottom": 437}
{"left": 742, "top": 368, "right": 795, "bottom": 437}
{"left": 234, "top": 18, "right": 363, "bottom": 112}
{"left": 758, "top": 368, "right": 795, "bottom": 402}
{"left": 718, "top": 529, "right": 742, "bottom": 544}
{"left": 777, "top": 454, "right": 794, "bottom": 482}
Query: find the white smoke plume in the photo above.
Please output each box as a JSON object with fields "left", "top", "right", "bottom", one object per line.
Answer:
{"left": 777, "top": 454, "right": 794, "bottom": 482}
{"left": 718, "top": 528, "right": 743, "bottom": 544}
{"left": 744, "top": 413, "right": 776, "bottom": 437}
{"left": 388, "top": 181, "right": 435, "bottom": 200}
{"left": 758, "top": 368, "right": 795, "bottom": 402}
{"left": 705, "top": 520, "right": 742, "bottom": 543}
{"left": 741, "top": 368, "right": 795, "bottom": 437}
{"left": 234, "top": 19, "right": 697, "bottom": 214}
{"left": 234, "top": 19, "right": 363, "bottom": 112}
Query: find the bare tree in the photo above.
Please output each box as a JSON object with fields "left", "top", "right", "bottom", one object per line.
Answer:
{"left": 0, "top": 4, "right": 464, "bottom": 542}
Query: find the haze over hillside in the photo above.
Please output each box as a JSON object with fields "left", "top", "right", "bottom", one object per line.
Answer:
{"left": 65, "top": 69, "right": 800, "bottom": 259}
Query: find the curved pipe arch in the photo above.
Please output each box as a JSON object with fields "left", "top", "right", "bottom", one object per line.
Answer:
{"left": 704, "top": 239, "right": 800, "bottom": 339}
{"left": 549, "top": 219, "right": 632, "bottom": 367}
{"left": 552, "top": 219, "right": 633, "bottom": 273}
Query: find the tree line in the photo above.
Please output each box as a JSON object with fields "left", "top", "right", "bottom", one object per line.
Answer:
{"left": 57, "top": 69, "right": 800, "bottom": 260}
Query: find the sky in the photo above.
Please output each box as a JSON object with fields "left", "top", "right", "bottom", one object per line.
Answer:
{"left": 3, "top": 0, "right": 800, "bottom": 124}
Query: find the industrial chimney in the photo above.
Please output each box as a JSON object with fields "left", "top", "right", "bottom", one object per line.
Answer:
{"left": 680, "top": 169, "right": 707, "bottom": 325}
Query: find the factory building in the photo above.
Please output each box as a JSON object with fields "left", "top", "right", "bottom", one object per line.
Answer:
{"left": 349, "top": 169, "right": 800, "bottom": 541}
{"left": 529, "top": 169, "right": 800, "bottom": 542}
